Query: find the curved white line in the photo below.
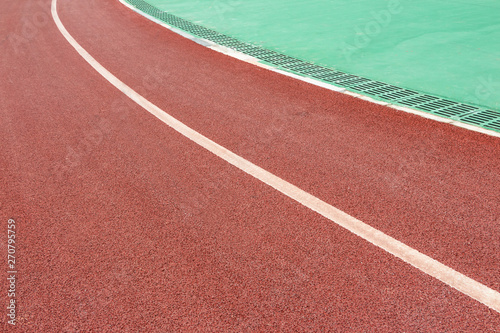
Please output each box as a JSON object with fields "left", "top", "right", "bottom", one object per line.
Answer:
{"left": 52, "top": 0, "right": 500, "bottom": 313}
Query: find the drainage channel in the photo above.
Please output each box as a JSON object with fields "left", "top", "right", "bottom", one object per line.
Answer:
{"left": 125, "top": 0, "right": 500, "bottom": 133}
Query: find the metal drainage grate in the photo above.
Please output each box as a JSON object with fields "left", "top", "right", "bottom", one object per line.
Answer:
{"left": 351, "top": 81, "right": 386, "bottom": 92}
{"left": 398, "top": 95, "right": 440, "bottom": 107}
{"left": 418, "top": 100, "right": 458, "bottom": 113}
{"left": 462, "top": 110, "right": 500, "bottom": 130}
{"left": 126, "top": 0, "right": 500, "bottom": 133}
{"left": 485, "top": 120, "right": 500, "bottom": 131}
{"left": 366, "top": 85, "right": 402, "bottom": 96}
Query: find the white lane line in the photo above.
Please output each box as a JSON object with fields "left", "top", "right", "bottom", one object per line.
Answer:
{"left": 52, "top": 0, "right": 500, "bottom": 313}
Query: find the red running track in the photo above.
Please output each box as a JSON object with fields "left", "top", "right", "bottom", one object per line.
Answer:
{"left": 1, "top": 0, "right": 499, "bottom": 331}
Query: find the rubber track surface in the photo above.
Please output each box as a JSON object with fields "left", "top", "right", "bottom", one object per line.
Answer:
{"left": 1, "top": 0, "right": 499, "bottom": 331}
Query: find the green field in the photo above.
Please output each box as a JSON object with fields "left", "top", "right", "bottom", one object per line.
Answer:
{"left": 146, "top": 0, "right": 500, "bottom": 111}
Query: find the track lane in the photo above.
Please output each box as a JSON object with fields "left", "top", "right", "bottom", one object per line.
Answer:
{"left": 1, "top": 0, "right": 499, "bottom": 331}
{"left": 53, "top": 0, "right": 500, "bottom": 314}
{"left": 59, "top": 0, "right": 500, "bottom": 291}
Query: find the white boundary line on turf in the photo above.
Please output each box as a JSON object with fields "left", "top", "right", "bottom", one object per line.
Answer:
{"left": 52, "top": 0, "right": 500, "bottom": 313}
{"left": 118, "top": 0, "right": 500, "bottom": 139}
